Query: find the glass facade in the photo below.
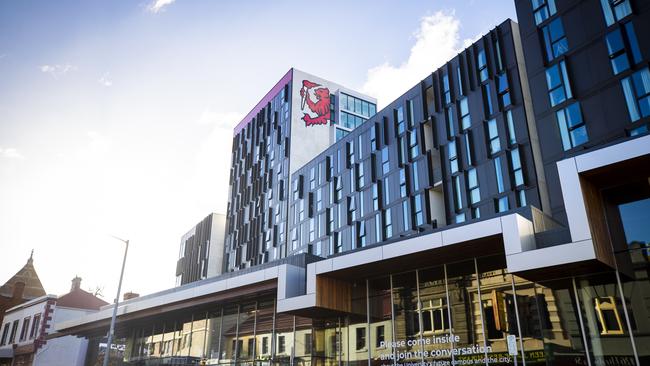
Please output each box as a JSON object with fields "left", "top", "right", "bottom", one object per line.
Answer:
{"left": 110, "top": 248, "right": 649, "bottom": 366}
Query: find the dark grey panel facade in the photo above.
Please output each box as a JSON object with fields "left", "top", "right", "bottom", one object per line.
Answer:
{"left": 514, "top": 0, "right": 650, "bottom": 225}
{"left": 287, "top": 20, "right": 546, "bottom": 258}
{"left": 224, "top": 83, "right": 292, "bottom": 272}
{"left": 176, "top": 214, "right": 215, "bottom": 286}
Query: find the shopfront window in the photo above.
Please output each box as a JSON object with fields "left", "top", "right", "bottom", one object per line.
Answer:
{"left": 119, "top": 250, "right": 649, "bottom": 366}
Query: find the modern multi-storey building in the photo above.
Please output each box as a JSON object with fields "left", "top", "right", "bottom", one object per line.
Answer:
{"left": 176, "top": 213, "right": 226, "bottom": 286}
{"left": 286, "top": 19, "right": 550, "bottom": 258}
{"left": 224, "top": 68, "right": 376, "bottom": 272}
{"left": 55, "top": 2, "right": 649, "bottom": 365}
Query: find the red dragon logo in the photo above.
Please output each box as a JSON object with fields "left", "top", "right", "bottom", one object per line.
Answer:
{"left": 300, "top": 80, "right": 330, "bottom": 127}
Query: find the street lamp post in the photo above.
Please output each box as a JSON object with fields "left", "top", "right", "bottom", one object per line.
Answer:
{"left": 103, "top": 236, "right": 129, "bottom": 366}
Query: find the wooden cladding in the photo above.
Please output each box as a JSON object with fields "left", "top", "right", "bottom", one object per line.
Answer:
{"left": 315, "top": 276, "right": 352, "bottom": 313}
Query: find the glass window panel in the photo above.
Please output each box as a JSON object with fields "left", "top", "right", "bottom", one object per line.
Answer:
{"left": 622, "top": 77, "right": 640, "bottom": 122}
{"left": 624, "top": 22, "right": 642, "bottom": 64}
{"left": 546, "top": 64, "right": 561, "bottom": 89}
{"left": 391, "top": 272, "right": 421, "bottom": 362}
{"left": 368, "top": 276, "right": 393, "bottom": 362}
{"left": 495, "top": 157, "right": 505, "bottom": 193}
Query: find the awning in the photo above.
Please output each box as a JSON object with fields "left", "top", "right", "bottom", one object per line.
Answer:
{"left": 0, "top": 347, "right": 13, "bottom": 358}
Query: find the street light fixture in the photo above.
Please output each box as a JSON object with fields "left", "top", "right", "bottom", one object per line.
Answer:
{"left": 103, "top": 235, "right": 129, "bottom": 366}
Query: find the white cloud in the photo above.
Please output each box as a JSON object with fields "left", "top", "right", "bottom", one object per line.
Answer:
{"left": 0, "top": 147, "right": 24, "bottom": 159}
{"left": 98, "top": 73, "right": 113, "bottom": 87}
{"left": 148, "top": 0, "right": 176, "bottom": 13}
{"left": 39, "top": 64, "right": 76, "bottom": 79}
{"left": 361, "top": 11, "right": 472, "bottom": 108}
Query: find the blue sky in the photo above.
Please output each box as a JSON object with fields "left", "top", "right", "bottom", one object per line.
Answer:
{"left": 0, "top": 0, "right": 516, "bottom": 298}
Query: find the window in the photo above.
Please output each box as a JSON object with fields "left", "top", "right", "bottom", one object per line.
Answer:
{"left": 396, "top": 106, "right": 405, "bottom": 135}
{"left": 293, "top": 176, "right": 303, "bottom": 200}
{"left": 494, "top": 157, "right": 505, "bottom": 193}
{"left": 327, "top": 208, "right": 334, "bottom": 235}
{"left": 467, "top": 168, "right": 481, "bottom": 205}
{"left": 443, "top": 74, "right": 451, "bottom": 105}
{"left": 448, "top": 140, "right": 458, "bottom": 174}
{"left": 291, "top": 227, "right": 299, "bottom": 250}
{"left": 407, "top": 99, "right": 415, "bottom": 129}
{"left": 372, "top": 183, "right": 380, "bottom": 210}
{"left": 374, "top": 213, "right": 382, "bottom": 243}
{"left": 341, "top": 93, "right": 376, "bottom": 117}
{"left": 622, "top": 68, "right": 650, "bottom": 122}
{"left": 332, "top": 232, "right": 342, "bottom": 254}
{"left": 600, "top": 0, "right": 632, "bottom": 26}
{"left": 402, "top": 200, "right": 411, "bottom": 231}
{"left": 408, "top": 131, "right": 419, "bottom": 160}
{"left": 356, "top": 327, "right": 366, "bottom": 351}
{"left": 9, "top": 320, "right": 18, "bottom": 344}
{"left": 370, "top": 124, "right": 378, "bottom": 151}
{"left": 336, "top": 127, "right": 348, "bottom": 141}
{"left": 262, "top": 337, "right": 269, "bottom": 354}
{"left": 556, "top": 102, "right": 588, "bottom": 150}
{"left": 310, "top": 167, "right": 316, "bottom": 190}
{"left": 546, "top": 60, "right": 572, "bottom": 107}
{"left": 595, "top": 297, "right": 624, "bottom": 335}
{"left": 477, "top": 49, "right": 488, "bottom": 83}
{"left": 542, "top": 18, "right": 568, "bottom": 61}
{"left": 30, "top": 313, "right": 40, "bottom": 340}
{"left": 381, "top": 147, "right": 390, "bottom": 175}
{"left": 399, "top": 169, "right": 407, "bottom": 198}
{"left": 334, "top": 177, "right": 343, "bottom": 202}
{"left": 304, "top": 333, "right": 312, "bottom": 355}
{"left": 1, "top": 323, "right": 9, "bottom": 345}
{"left": 19, "top": 317, "right": 30, "bottom": 342}
{"left": 397, "top": 136, "right": 407, "bottom": 166}
{"left": 453, "top": 176, "right": 463, "bottom": 211}
{"left": 383, "top": 177, "right": 390, "bottom": 205}
{"left": 413, "top": 194, "right": 425, "bottom": 226}
{"left": 356, "top": 163, "right": 365, "bottom": 188}
{"left": 494, "top": 37, "right": 504, "bottom": 72}
{"left": 421, "top": 299, "right": 449, "bottom": 333}
{"left": 347, "top": 141, "right": 355, "bottom": 168}
{"left": 316, "top": 188, "right": 323, "bottom": 212}
{"left": 463, "top": 133, "right": 473, "bottom": 166}
{"left": 446, "top": 107, "right": 455, "bottom": 138}
{"left": 487, "top": 119, "right": 501, "bottom": 155}
{"left": 510, "top": 148, "right": 525, "bottom": 187}
{"left": 348, "top": 196, "right": 357, "bottom": 224}
{"left": 531, "top": 0, "right": 556, "bottom": 25}
{"left": 376, "top": 325, "right": 385, "bottom": 348}
{"left": 412, "top": 161, "right": 420, "bottom": 192}
{"left": 606, "top": 23, "right": 641, "bottom": 75}
{"left": 455, "top": 213, "right": 466, "bottom": 224}
{"left": 457, "top": 65, "right": 464, "bottom": 96}
{"left": 497, "top": 73, "right": 511, "bottom": 109}
{"left": 278, "top": 335, "right": 286, "bottom": 353}
{"left": 459, "top": 97, "right": 470, "bottom": 130}
{"left": 357, "top": 221, "right": 366, "bottom": 248}
{"left": 483, "top": 84, "right": 494, "bottom": 117}
{"left": 383, "top": 208, "right": 393, "bottom": 239}
{"left": 309, "top": 218, "right": 315, "bottom": 242}
{"left": 357, "top": 134, "right": 363, "bottom": 161}
{"left": 517, "top": 189, "right": 527, "bottom": 208}
{"left": 496, "top": 196, "right": 509, "bottom": 213}
{"left": 506, "top": 110, "right": 516, "bottom": 145}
